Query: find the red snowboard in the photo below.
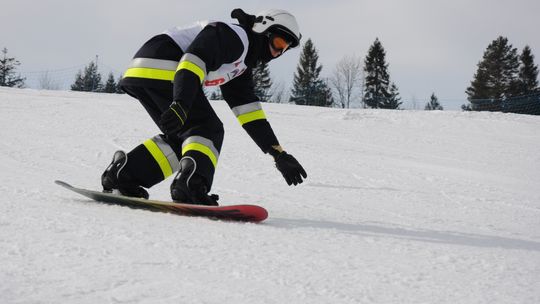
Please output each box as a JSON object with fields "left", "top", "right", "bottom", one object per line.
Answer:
{"left": 55, "top": 180, "right": 268, "bottom": 223}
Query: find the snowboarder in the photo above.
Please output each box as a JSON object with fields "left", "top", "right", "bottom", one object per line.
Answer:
{"left": 101, "top": 8, "right": 307, "bottom": 205}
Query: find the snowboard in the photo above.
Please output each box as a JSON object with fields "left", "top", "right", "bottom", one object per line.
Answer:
{"left": 55, "top": 180, "right": 268, "bottom": 222}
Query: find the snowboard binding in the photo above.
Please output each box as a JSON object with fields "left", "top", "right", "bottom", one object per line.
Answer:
{"left": 101, "top": 151, "right": 149, "bottom": 199}
{"left": 171, "top": 157, "right": 219, "bottom": 206}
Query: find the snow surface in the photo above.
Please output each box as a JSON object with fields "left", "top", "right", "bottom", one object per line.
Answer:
{"left": 1, "top": 87, "right": 539, "bottom": 304}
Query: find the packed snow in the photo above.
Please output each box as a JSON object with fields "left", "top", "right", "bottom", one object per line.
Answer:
{"left": 1, "top": 87, "right": 539, "bottom": 303}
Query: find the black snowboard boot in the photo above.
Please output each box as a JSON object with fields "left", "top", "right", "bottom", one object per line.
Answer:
{"left": 101, "top": 151, "right": 149, "bottom": 199}
{"left": 170, "top": 157, "right": 219, "bottom": 206}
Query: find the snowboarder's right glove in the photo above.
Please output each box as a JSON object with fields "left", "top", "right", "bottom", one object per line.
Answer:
{"left": 160, "top": 101, "right": 188, "bottom": 136}
{"left": 273, "top": 151, "right": 307, "bottom": 186}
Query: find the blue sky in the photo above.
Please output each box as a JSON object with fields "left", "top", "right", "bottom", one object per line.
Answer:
{"left": 2, "top": 0, "right": 539, "bottom": 109}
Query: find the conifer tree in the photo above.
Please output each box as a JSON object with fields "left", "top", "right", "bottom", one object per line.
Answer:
{"left": 71, "top": 61, "right": 103, "bottom": 92}
{"left": 380, "top": 82, "right": 402, "bottom": 109}
{"left": 0, "top": 48, "right": 26, "bottom": 88}
{"left": 363, "top": 38, "right": 400, "bottom": 109}
{"left": 313, "top": 79, "right": 334, "bottom": 107}
{"left": 465, "top": 36, "right": 520, "bottom": 100}
{"left": 103, "top": 73, "right": 117, "bottom": 93}
{"left": 209, "top": 89, "right": 223, "bottom": 100}
{"left": 253, "top": 61, "right": 273, "bottom": 101}
{"left": 290, "top": 39, "right": 332, "bottom": 107}
{"left": 518, "top": 45, "right": 539, "bottom": 94}
{"left": 425, "top": 93, "right": 443, "bottom": 110}
{"left": 115, "top": 75, "right": 124, "bottom": 94}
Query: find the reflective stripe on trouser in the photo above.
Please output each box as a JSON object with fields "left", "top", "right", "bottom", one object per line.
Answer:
{"left": 181, "top": 136, "right": 220, "bottom": 168}
{"left": 143, "top": 135, "right": 180, "bottom": 178}
{"left": 123, "top": 134, "right": 180, "bottom": 189}
{"left": 231, "top": 102, "right": 267, "bottom": 125}
{"left": 123, "top": 58, "right": 178, "bottom": 81}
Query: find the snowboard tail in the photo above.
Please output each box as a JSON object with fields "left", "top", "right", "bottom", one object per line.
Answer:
{"left": 55, "top": 180, "right": 267, "bottom": 222}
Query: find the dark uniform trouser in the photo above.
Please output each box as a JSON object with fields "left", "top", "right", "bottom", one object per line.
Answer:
{"left": 120, "top": 84, "right": 224, "bottom": 190}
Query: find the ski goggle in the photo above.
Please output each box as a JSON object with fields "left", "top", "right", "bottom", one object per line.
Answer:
{"left": 268, "top": 34, "right": 291, "bottom": 54}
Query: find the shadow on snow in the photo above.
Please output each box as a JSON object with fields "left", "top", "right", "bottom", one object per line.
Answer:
{"left": 268, "top": 218, "right": 540, "bottom": 252}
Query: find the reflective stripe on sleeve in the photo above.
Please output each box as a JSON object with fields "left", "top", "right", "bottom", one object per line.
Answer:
{"left": 176, "top": 53, "right": 207, "bottom": 84}
{"left": 181, "top": 136, "right": 219, "bottom": 168}
{"left": 143, "top": 136, "right": 180, "bottom": 178}
{"left": 231, "top": 102, "right": 267, "bottom": 125}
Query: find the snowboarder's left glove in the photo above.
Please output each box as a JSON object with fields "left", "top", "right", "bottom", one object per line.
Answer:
{"left": 274, "top": 151, "right": 307, "bottom": 186}
{"left": 160, "top": 101, "right": 188, "bottom": 136}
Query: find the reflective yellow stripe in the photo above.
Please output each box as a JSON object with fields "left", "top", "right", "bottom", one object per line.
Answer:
{"left": 170, "top": 107, "right": 185, "bottom": 125}
{"left": 176, "top": 61, "right": 205, "bottom": 83}
{"left": 143, "top": 139, "right": 173, "bottom": 178}
{"left": 182, "top": 143, "right": 218, "bottom": 167}
{"left": 237, "top": 110, "right": 267, "bottom": 125}
{"left": 123, "top": 67, "right": 175, "bottom": 81}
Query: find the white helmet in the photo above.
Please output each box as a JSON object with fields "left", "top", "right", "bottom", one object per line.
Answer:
{"left": 252, "top": 9, "right": 301, "bottom": 48}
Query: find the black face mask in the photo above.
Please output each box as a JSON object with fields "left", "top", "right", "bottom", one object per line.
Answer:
{"left": 260, "top": 40, "right": 276, "bottom": 63}
{"left": 246, "top": 30, "right": 278, "bottom": 66}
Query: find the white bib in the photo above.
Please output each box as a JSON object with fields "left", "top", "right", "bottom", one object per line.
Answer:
{"left": 164, "top": 21, "right": 249, "bottom": 87}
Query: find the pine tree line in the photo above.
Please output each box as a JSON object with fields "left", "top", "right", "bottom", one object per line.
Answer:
{"left": 464, "top": 36, "right": 539, "bottom": 112}
{"left": 3, "top": 35, "right": 538, "bottom": 112}
{"left": 0, "top": 42, "right": 424, "bottom": 109}
{"left": 289, "top": 37, "right": 403, "bottom": 109}
{"left": 0, "top": 48, "right": 125, "bottom": 93}
{"left": 71, "top": 61, "right": 124, "bottom": 93}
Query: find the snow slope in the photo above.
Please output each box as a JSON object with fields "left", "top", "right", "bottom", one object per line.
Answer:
{"left": 1, "top": 87, "right": 539, "bottom": 303}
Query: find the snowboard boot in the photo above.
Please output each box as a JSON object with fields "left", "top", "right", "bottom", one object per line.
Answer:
{"left": 170, "top": 157, "right": 219, "bottom": 206}
{"left": 101, "top": 150, "right": 149, "bottom": 199}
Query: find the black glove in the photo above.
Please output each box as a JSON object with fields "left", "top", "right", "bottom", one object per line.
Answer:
{"left": 160, "top": 101, "right": 188, "bottom": 136}
{"left": 274, "top": 152, "right": 307, "bottom": 186}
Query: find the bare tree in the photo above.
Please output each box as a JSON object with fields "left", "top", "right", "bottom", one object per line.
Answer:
{"left": 331, "top": 54, "right": 363, "bottom": 108}
{"left": 39, "top": 71, "right": 60, "bottom": 90}
{"left": 411, "top": 94, "right": 418, "bottom": 110}
{"left": 269, "top": 81, "right": 288, "bottom": 103}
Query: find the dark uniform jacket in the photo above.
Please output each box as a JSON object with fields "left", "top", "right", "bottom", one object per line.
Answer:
{"left": 120, "top": 21, "right": 280, "bottom": 154}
